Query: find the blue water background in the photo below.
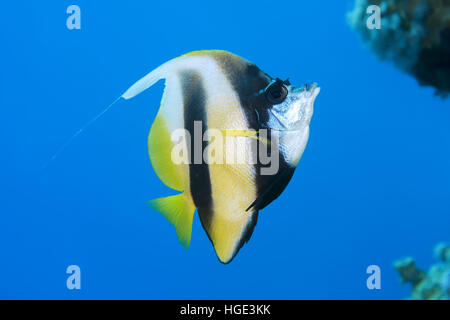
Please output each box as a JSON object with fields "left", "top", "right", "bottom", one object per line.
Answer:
{"left": 1, "top": 1, "right": 449, "bottom": 299}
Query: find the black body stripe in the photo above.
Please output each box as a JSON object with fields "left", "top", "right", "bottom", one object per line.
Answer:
{"left": 180, "top": 70, "right": 214, "bottom": 230}
{"left": 213, "top": 52, "right": 271, "bottom": 262}
{"left": 213, "top": 53, "right": 295, "bottom": 213}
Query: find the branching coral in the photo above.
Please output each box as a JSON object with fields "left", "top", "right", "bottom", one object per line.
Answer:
{"left": 348, "top": 0, "right": 450, "bottom": 97}
{"left": 394, "top": 242, "right": 450, "bottom": 300}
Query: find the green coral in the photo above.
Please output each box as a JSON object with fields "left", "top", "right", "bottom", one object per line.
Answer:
{"left": 348, "top": 0, "right": 450, "bottom": 97}
{"left": 394, "top": 242, "right": 450, "bottom": 300}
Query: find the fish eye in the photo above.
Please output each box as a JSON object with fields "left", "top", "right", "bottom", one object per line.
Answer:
{"left": 265, "top": 81, "right": 288, "bottom": 105}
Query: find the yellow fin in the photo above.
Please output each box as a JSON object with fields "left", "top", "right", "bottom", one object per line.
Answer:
{"left": 222, "top": 129, "right": 271, "bottom": 146}
{"left": 148, "top": 113, "right": 184, "bottom": 191}
{"left": 148, "top": 192, "right": 196, "bottom": 249}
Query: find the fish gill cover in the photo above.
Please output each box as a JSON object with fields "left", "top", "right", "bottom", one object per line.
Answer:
{"left": 347, "top": 0, "right": 450, "bottom": 97}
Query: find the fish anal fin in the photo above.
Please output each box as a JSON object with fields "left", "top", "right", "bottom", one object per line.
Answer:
{"left": 148, "top": 192, "right": 196, "bottom": 249}
{"left": 208, "top": 210, "right": 258, "bottom": 264}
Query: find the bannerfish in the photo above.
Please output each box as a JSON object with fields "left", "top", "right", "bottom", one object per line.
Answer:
{"left": 122, "top": 50, "right": 320, "bottom": 263}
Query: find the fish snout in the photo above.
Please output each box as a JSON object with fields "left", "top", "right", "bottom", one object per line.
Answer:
{"left": 293, "top": 83, "right": 320, "bottom": 100}
{"left": 306, "top": 82, "right": 320, "bottom": 100}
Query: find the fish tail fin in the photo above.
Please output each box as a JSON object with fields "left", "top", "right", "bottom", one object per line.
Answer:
{"left": 147, "top": 192, "right": 196, "bottom": 249}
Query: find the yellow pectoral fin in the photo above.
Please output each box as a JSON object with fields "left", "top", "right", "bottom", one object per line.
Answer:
{"left": 221, "top": 129, "right": 271, "bottom": 146}
{"left": 148, "top": 192, "right": 196, "bottom": 249}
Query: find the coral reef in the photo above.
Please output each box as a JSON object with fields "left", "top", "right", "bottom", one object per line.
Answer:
{"left": 348, "top": 0, "right": 450, "bottom": 97}
{"left": 394, "top": 242, "right": 450, "bottom": 300}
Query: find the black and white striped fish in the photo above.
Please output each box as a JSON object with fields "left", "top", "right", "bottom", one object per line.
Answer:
{"left": 122, "top": 50, "right": 320, "bottom": 263}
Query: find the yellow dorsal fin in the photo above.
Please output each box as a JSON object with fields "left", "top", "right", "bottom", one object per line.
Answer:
{"left": 148, "top": 113, "right": 185, "bottom": 191}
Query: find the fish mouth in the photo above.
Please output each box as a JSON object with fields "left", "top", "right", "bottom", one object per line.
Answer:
{"left": 293, "top": 82, "right": 321, "bottom": 99}
{"left": 293, "top": 82, "right": 320, "bottom": 129}
{"left": 267, "top": 82, "right": 320, "bottom": 132}
{"left": 304, "top": 82, "right": 320, "bottom": 98}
